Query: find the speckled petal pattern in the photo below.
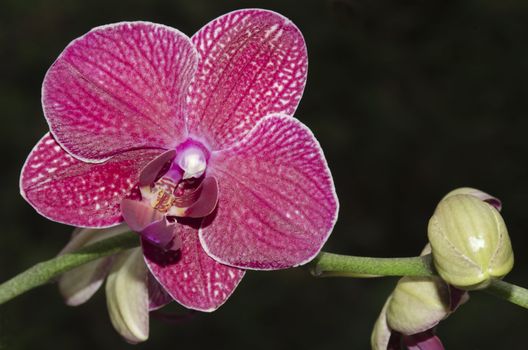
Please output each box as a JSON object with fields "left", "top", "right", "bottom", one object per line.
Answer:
{"left": 43, "top": 22, "right": 197, "bottom": 161}
{"left": 143, "top": 223, "right": 245, "bottom": 312}
{"left": 148, "top": 274, "right": 172, "bottom": 311}
{"left": 201, "top": 115, "right": 338, "bottom": 269}
{"left": 187, "top": 9, "right": 307, "bottom": 150}
{"left": 20, "top": 133, "right": 163, "bottom": 227}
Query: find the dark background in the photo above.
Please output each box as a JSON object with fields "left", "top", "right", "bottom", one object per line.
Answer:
{"left": 1, "top": 0, "right": 528, "bottom": 349}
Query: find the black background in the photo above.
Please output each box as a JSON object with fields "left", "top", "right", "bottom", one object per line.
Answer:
{"left": 1, "top": 0, "right": 528, "bottom": 349}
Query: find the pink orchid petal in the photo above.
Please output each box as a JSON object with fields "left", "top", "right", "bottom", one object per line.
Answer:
{"left": 139, "top": 150, "right": 176, "bottom": 186}
{"left": 184, "top": 176, "right": 219, "bottom": 218}
{"left": 20, "top": 133, "right": 162, "bottom": 227}
{"left": 121, "top": 199, "right": 165, "bottom": 232}
{"left": 201, "top": 115, "right": 338, "bottom": 270}
{"left": 148, "top": 274, "right": 172, "bottom": 311}
{"left": 121, "top": 199, "right": 181, "bottom": 249}
{"left": 142, "top": 220, "right": 182, "bottom": 251}
{"left": 43, "top": 22, "right": 197, "bottom": 161}
{"left": 187, "top": 9, "right": 308, "bottom": 150}
{"left": 404, "top": 330, "right": 445, "bottom": 350}
{"left": 143, "top": 223, "right": 245, "bottom": 312}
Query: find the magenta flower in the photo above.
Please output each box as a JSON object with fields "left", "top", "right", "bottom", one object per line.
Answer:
{"left": 20, "top": 9, "right": 338, "bottom": 312}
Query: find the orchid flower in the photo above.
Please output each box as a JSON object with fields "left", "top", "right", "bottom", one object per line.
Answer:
{"left": 20, "top": 8, "right": 338, "bottom": 322}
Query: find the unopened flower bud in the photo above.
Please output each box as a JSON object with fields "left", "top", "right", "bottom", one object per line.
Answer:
{"left": 58, "top": 224, "right": 130, "bottom": 306}
{"left": 428, "top": 193, "right": 514, "bottom": 290}
{"left": 442, "top": 187, "right": 502, "bottom": 211}
{"left": 371, "top": 245, "right": 467, "bottom": 350}
{"left": 386, "top": 276, "right": 450, "bottom": 335}
{"left": 106, "top": 247, "right": 149, "bottom": 344}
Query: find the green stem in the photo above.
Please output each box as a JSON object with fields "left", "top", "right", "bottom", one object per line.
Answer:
{"left": 308, "top": 252, "right": 435, "bottom": 277}
{"left": 486, "top": 278, "right": 528, "bottom": 309}
{"left": 0, "top": 232, "right": 139, "bottom": 305}
{"left": 0, "top": 232, "right": 527, "bottom": 311}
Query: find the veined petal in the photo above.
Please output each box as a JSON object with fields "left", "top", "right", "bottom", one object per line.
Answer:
{"left": 143, "top": 223, "right": 245, "bottom": 312}
{"left": 106, "top": 248, "right": 149, "bottom": 344}
{"left": 58, "top": 225, "right": 131, "bottom": 306}
{"left": 43, "top": 21, "right": 197, "bottom": 161}
{"left": 183, "top": 176, "right": 219, "bottom": 218}
{"left": 20, "top": 133, "right": 162, "bottom": 227}
{"left": 201, "top": 115, "right": 338, "bottom": 270}
{"left": 139, "top": 150, "right": 176, "bottom": 186}
{"left": 148, "top": 274, "right": 172, "bottom": 311}
{"left": 121, "top": 200, "right": 181, "bottom": 250}
{"left": 187, "top": 9, "right": 308, "bottom": 150}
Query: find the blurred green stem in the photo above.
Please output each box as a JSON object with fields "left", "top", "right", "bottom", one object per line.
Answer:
{"left": 308, "top": 252, "right": 435, "bottom": 277}
{"left": 0, "top": 232, "right": 527, "bottom": 311}
{"left": 0, "top": 232, "right": 138, "bottom": 305}
{"left": 486, "top": 278, "right": 528, "bottom": 309}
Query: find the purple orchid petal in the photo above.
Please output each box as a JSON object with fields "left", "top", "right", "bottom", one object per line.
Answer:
{"left": 484, "top": 198, "right": 502, "bottom": 211}
{"left": 143, "top": 223, "right": 245, "bottom": 312}
{"left": 20, "top": 133, "right": 162, "bottom": 227}
{"left": 139, "top": 150, "right": 176, "bottom": 186}
{"left": 43, "top": 22, "right": 197, "bottom": 161}
{"left": 121, "top": 199, "right": 179, "bottom": 249}
{"left": 201, "top": 115, "right": 339, "bottom": 270}
{"left": 187, "top": 9, "right": 308, "bottom": 150}
{"left": 148, "top": 273, "right": 172, "bottom": 311}
{"left": 142, "top": 219, "right": 181, "bottom": 251}
{"left": 121, "top": 199, "right": 164, "bottom": 232}
{"left": 403, "top": 330, "right": 445, "bottom": 350}
{"left": 184, "top": 176, "right": 219, "bottom": 218}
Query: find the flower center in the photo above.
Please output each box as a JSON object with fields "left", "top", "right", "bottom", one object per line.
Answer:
{"left": 177, "top": 146, "right": 207, "bottom": 180}
{"left": 137, "top": 138, "right": 218, "bottom": 218}
{"left": 121, "top": 139, "right": 218, "bottom": 251}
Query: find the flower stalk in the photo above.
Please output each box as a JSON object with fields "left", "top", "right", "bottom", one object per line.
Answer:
{"left": 0, "top": 232, "right": 138, "bottom": 305}
{"left": 310, "top": 252, "right": 435, "bottom": 277}
{"left": 0, "top": 232, "right": 527, "bottom": 310}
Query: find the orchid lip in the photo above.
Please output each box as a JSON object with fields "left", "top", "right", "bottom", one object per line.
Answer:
{"left": 122, "top": 139, "right": 218, "bottom": 250}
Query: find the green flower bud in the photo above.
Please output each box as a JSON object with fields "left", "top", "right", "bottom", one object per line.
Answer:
{"left": 58, "top": 224, "right": 130, "bottom": 306}
{"left": 106, "top": 247, "right": 149, "bottom": 344}
{"left": 442, "top": 187, "right": 502, "bottom": 211}
{"left": 371, "top": 245, "right": 468, "bottom": 349}
{"left": 428, "top": 193, "right": 514, "bottom": 290}
{"left": 386, "top": 276, "right": 450, "bottom": 335}
{"left": 371, "top": 298, "right": 392, "bottom": 350}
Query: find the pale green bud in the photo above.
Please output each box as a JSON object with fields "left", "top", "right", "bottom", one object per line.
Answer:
{"left": 442, "top": 187, "right": 502, "bottom": 211}
{"left": 106, "top": 247, "right": 149, "bottom": 344}
{"left": 428, "top": 194, "right": 514, "bottom": 290}
{"left": 371, "top": 245, "right": 467, "bottom": 349}
{"left": 386, "top": 276, "right": 451, "bottom": 335}
{"left": 371, "top": 298, "right": 392, "bottom": 350}
{"left": 58, "top": 224, "right": 130, "bottom": 306}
